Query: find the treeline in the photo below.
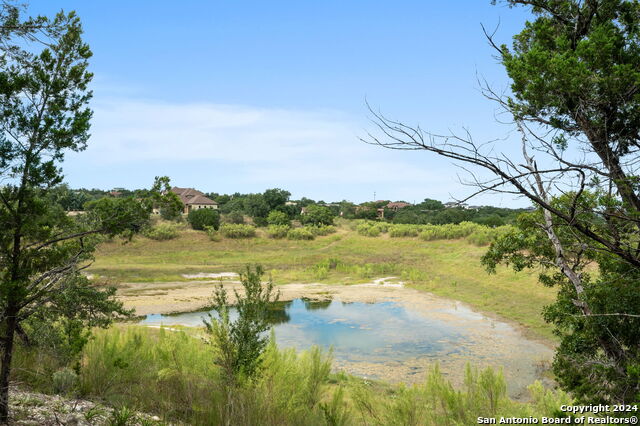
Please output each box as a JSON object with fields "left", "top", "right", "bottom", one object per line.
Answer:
{"left": 54, "top": 184, "right": 529, "bottom": 227}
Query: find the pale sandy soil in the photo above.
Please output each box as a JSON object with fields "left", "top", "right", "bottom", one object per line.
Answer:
{"left": 118, "top": 276, "right": 410, "bottom": 316}
{"left": 118, "top": 276, "right": 555, "bottom": 398}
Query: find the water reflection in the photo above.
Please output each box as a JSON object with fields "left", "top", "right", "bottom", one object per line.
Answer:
{"left": 139, "top": 297, "right": 553, "bottom": 395}
{"left": 141, "top": 298, "right": 461, "bottom": 362}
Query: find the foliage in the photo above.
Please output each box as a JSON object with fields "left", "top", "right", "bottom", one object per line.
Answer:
{"left": 267, "top": 210, "right": 291, "bottom": 227}
{"left": 244, "top": 194, "right": 270, "bottom": 220}
{"left": 266, "top": 225, "right": 290, "bottom": 239}
{"left": 356, "top": 221, "right": 389, "bottom": 237}
{"left": 0, "top": 5, "right": 143, "bottom": 420}
{"left": 392, "top": 205, "right": 523, "bottom": 226}
{"left": 263, "top": 188, "right": 291, "bottom": 211}
{"left": 287, "top": 228, "right": 315, "bottom": 240}
{"left": 306, "top": 225, "right": 337, "bottom": 236}
{"left": 142, "top": 223, "right": 180, "bottom": 241}
{"left": 301, "top": 205, "right": 334, "bottom": 226}
{"left": 187, "top": 208, "right": 220, "bottom": 231}
{"left": 388, "top": 224, "right": 421, "bottom": 237}
{"left": 205, "top": 265, "right": 280, "bottom": 382}
{"left": 52, "top": 367, "right": 78, "bottom": 396}
{"left": 220, "top": 223, "right": 256, "bottom": 239}
{"left": 84, "top": 197, "right": 151, "bottom": 238}
{"left": 74, "top": 326, "right": 572, "bottom": 425}
{"left": 150, "top": 176, "right": 184, "bottom": 221}
{"left": 483, "top": 200, "right": 640, "bottom": 404}
{"left": 224, "top": 210, "right": 245, "bottom": 224}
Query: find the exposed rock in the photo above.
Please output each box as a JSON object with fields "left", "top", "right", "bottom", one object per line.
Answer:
{"left": 8, "top": 387, "right": 169, "bottom": 425}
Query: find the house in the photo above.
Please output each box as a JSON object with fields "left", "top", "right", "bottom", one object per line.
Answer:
{"left": 171, "top": 187, "right": 218, "bottom": 214}
{"left": 444, "top": 201, "right": 470, "bottom": 209}
{"left": 385, "top": 201, "right": 412, "bottom": 211}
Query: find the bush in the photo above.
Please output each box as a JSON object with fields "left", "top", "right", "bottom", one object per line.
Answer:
{"left": 188, "top": 208, "right": 220, "bottom": 231}
{"left": 266, "top": 210, "right": 290, "bottom": 227}
{"left": 266, "top": 225, "right": 289, "bottom": 239}
{"left": 52, "top": 367, "right": 78, "bottom": 395}
{"left": 287, "top": 228, "right": 315, "bottom": 240}
{"left": 205, "top": 265, "right": 279, "bottom": 381}
{"left": 300, "top": 205, "right": 334, "bottom": 226}
{"left": 306, "top": 225, "right": 336, "bottom": 236}
{"left": 225, "top": 210, "right": 245, "bottom": 224}
{"left": 220, "top": 223, "right": 256, "bottom": 238}
{"left": 143, "top": 223, "right": 180, "bottom": 240}
{"left": 356, "top": 221, "right": 387, "bottom": 237}
{"left": 388, "top": 224, "right": 420, "bottom": 237}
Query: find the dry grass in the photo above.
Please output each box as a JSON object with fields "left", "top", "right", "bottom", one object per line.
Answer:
{"left": 90, "top": 220, "right": 557, "bottom": 340}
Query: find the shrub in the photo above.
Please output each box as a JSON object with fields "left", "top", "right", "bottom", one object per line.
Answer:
{"left": 266, "top": 225, "right": 289, "bottom": 239}
{"left": 188, "top": 208, "right": 220, "bottom": 231}
{"left": 142, "top": 223, "right": 180, "bottom": 240}
{"left": 225, "top": 210, "right": 245, "bottom": 224}
{"left": 307, "top": 225, "right": 336, "bottom": 236}
{"left": 356, "top": 221, "right": 387, "bottom": 237}
{"left": 253, "top": 216, "right": 268, "bottom": 227}
{"left": 205, "top": 265, "right": 279, "bottom": 381}
{"left": 287, "top": 228, "right": 315, "bottom": 240}
{"left": 266, "top": 210, "right": 290, "bottom": 227}
{"left": 388, "top": 224, "right": 420, "bottom": 237}
{"left": 220, "top": 223, "right": 256, "bottom": 238}
{"left": 52, "top": 367, "right": 78, "bottom": 395}
{"left": 300, "top": 205, "right": 334, "bottom": 226}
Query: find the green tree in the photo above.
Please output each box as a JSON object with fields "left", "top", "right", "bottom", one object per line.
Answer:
{"left": 263, "top": 188, "right": 290, "bottom": 210}
{"left": 151, "top": 176, "right": 183, "bottom": 221}
{"left": 301, "top": 204, "right": 335, "bottom": 226}
{"left": 0, "top": 4, "right": 146, "bottom": 420}
{"left": 188, "top": 208, "right": 220, "bottom": 231}
{"left": 266, "top": 210, "right": 290, "bottom": 227}
{"left": 417, "top": 198, "right": 444, "bottom": 211}
{"left": 243, "top": 193, "right": 269, "bottom": 220}
{"left": 204, "top": 265, "right": 279, "bottom": 382}
{"left": 366, "top": 0, "right": 640, "bottom": 404}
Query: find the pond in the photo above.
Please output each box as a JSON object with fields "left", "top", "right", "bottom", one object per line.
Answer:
{"left": 140, "top": 297, "right": 553, "bottom": 398}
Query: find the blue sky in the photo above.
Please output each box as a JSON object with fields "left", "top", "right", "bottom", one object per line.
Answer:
{"left": 28, "top": 1, "right": 533, "bottom": 206}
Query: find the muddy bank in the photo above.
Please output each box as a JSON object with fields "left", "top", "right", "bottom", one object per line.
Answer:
{"left": 120, "top": 277, "right": 555, "bottom": 398}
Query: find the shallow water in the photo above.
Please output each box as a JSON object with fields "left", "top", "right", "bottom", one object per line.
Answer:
{"left": 140, "top": 298, "right": 553, "bottom": 397}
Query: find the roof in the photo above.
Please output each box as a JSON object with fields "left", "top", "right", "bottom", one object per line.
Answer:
{"left": 386, "top": 202, "right": 412, "bottom": 209}
{"left": 171, "top": 187, "right": 218, "bottom": 206}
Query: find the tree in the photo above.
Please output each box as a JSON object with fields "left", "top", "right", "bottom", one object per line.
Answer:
{"left": 155, "top": 179, "right": 183, "bottom": 221}
{"left": 188, "top": 208, "right": 220, "bottom": 231}
{"left": 0, "top": 4, "right": 147, "bottom": 420}
{"left": 366, "top": 0, "right": 640, "bottom": 404}
{"left": 263, "top": 188, "right": 290, "bottom": 210}
{"left": 243, "top": 193, "right": 269, "bottom": 220}
{"left": 301, "top": 204, "right": 335, "bottom": 226}
{"left": 266, "top": 210, "right": 290, "bottom": 227}
{"left": 417, "top": 198, "right": 444, "bottom": 211}
{"left": 204, "top": 265, "right": 279, "bottom": 382}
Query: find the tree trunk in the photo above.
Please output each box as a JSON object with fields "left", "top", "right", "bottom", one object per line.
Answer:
{"left": 0, "top": 313, "right": 17, "bottom": 424}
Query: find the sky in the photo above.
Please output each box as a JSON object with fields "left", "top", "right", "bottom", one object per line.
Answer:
{"left": 27, "top": 1, "right": 534, "bottom": 206}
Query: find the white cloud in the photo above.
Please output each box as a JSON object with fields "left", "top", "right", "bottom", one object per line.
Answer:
{"left": 76, "top": 97, "right": 450, "bottom": 189}
{"left": 64, "top": 96, "right": 529, "bottom": 206}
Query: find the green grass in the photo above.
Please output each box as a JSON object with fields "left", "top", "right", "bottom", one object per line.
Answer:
{"left": 67, "top": 326, "right": 571, "bottom": 425}
{"left": 90, "top": 220, "right": 557, "bottom": 340}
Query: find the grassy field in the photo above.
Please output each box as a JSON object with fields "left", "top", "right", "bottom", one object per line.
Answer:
{"left": 90, "top": 220, "right": 557, "bottom": 340}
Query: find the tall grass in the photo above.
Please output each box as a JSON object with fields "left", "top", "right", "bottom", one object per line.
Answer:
{"left": 14, "top": 325, "right": 574, "bottom": 425}
{"left": 78, "top": 326, "right": 336, "bottom": 424}
{"left": 352, "top": 364, "right": 572, "bottom": 425}
{"left": 220, "top": 223, "right": 257, "bottom": 238}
